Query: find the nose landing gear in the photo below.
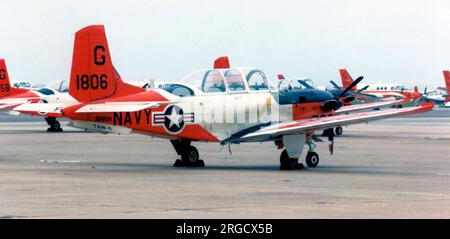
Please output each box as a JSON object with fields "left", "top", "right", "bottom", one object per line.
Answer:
{"left": 305, "top": 137, "right": 320, "bottom": 168}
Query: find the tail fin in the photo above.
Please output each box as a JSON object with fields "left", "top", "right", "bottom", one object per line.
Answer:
{"left": 0, "top": 59, "right": 28, "bottom": 98}
{"left": 339, "top": 68, "right": 357, "bottom": 92}
{"left": 69, "top": 25, "right": 143, "bottom": 102}
{"left": 0, "top": 59, "right": 11, "bottom": 97}
{"left": 444, "top": 70, "right": 450, "bottom": 102}
{"left": 213, "top": 56, "right": 230, "bottom": 69}
{"left": 413, "top": 86, "right": 419, "bottom": 93}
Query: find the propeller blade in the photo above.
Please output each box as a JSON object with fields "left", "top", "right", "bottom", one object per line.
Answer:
{"left": 329, "top": 80, "right": 342, "bottom": 90}
{"left": 355, "top": 85, "right": 369, "bottom": 95}
{"left": 339, "top": 76, "right": 363, "bottom": 98}
{"left": 297, "top": 80, "right": 314, "bottom": 89}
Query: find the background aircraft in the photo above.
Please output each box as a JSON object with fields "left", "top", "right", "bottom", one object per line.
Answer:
{"left": 420, "top": 70, "right": 450, "bottom": 107}
{"left": 339, "top": 68, "right": 421, "bottom": 105}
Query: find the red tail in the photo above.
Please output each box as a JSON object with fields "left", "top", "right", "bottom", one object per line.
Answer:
{"left": 413, "top": 86, "right": 419, "bottom": 93}
{"left": 213, "top": 56, "right": 230, "bottom": 69}
{"left": 69, "top": 25, "right": 144, "bottom": 102}
{"left": 0, "top": 59, "right": 28, "bottom": 98}
{"left": 444, "top": 70, "right": 450, "bottom": 102}
{"left": 277, "top": 74, "right": 285, "bottom": 80}
{"left": 339, "top": 68, "right": 357, "bottom": 92}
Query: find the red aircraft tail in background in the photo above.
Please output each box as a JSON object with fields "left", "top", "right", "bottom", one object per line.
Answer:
{"left": 213, "top": 56, "right": 230, "bottom": 69}
{"left": 444, "top": 70, "right": 450, "bottom": 102}
{"left": 339, "top": 69, "right": 357, "bottom": 92}
{"left": 0, "top": 59, "right": 29, "bottom": 98}
{"left": 69, "top": 25, "right": 144, "bottom": 103}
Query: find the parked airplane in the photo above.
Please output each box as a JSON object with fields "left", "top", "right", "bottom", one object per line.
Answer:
{"left": 340, "top": 68, "right": 421, "bottom": 105}
{"left": 420, "top": 70, "right": 450, "bottom": 107}
{"left": 0, "top": 59, "right": 80, "bottom": 131}
{"left": 18, "top": 25, "right": 434, "bottom": 170}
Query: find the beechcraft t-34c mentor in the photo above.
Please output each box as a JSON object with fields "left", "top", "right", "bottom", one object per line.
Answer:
{"left": 34, "top": 25, "right": 433, "bottom": 170}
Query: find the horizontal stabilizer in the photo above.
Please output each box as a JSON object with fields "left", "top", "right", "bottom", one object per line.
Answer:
{"left": 75, "top": 101, "right": 173, "bottom": 113}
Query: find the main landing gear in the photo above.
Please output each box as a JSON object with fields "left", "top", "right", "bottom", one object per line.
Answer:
{"left": 334, "top": 126, "right": 343, "bottom": 136}
{"left": 171, "top": 139, "right": 205, "bottom": 167}
{"left": 279, "top": 134, "right": 319, "bottom": 170}
{"left": 280, "top": 149, "right": 304, "bottom": 170}
{"left": 45, "top": 117, "right": 63, "bottom": 132}
{"left": 322, "top": 126, "right": 343, "bottom": 137}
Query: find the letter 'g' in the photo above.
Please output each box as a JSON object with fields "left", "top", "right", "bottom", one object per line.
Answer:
{"left": 94, "top": 45, "right": 106, "bottom": 65}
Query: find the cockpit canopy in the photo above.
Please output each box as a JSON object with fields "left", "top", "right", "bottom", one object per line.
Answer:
{"left": 45, "top": 80, "right": 69, "bottom": 93}
{"left": 12, "top": 81, "right": 32, "bottom": 89}
{"left": 178, "top": 68, "right": 269, "bottom": 95}
{"left": 36, "top": 87, "right": 58, "bottom": 95}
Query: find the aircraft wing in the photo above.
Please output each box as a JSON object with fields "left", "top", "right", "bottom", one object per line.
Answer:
{"left": 335, "top": 99, "right": 407, "bottom": 114}
{"left": 13, "top": 103, "right": 65, "bottom": 118}
{"left": 233, "top": 103, "right": 434, "bottom": 143}
{"left": 75, "top": 101, "right": 173, "bottom": 113}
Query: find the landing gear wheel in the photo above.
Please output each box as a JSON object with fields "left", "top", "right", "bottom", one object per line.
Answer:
{"left": 182, "top": 146, "right": 199, "bottom": 164}
{"left": 306, "top": 152, "right": 319, "bottom": 168}
{"left": 174, "top": 146, "right": 204, "bottom": 167}
{"left": 397, "top": 104, "right": 403, "bottom": 109}
{"left": 46, "top": 119, "right": 63, "bottom": 132}
{"left": 53, "top": 121, "right": 63, "bottom": 132}
{"left": 334, "top": 127, "right": 343, "bottom": 136}
{"left": 280, "top": 149, "right": 303, "bottom": 170}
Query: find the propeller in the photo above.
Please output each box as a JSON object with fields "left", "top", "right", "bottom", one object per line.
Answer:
{"left": 339, "top": 76, "right": 364, "bottom": 98}
{"left": 320, "top": 76, "right": 365, "bottom": 111}
{"left": 355, "top": 85, "right": 369, "bottom": 95}
{"left": 329, "top": 78, "right": 367, "bottom": 103}
{"left": 297, "top": 79, "right": 314, "bottom": 89}
{"left": 329, "top": 80, "right": 342, "bottom": 90}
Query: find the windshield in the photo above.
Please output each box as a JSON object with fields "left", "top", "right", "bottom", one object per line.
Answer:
{"left": 37, "top": 88, "right": 56, "bottom": 95}
{"left": 45, "top": 80, "right": 68, "bottom": 92}
{"left": 179, "top": 67, "right": 271, "bottom": 94}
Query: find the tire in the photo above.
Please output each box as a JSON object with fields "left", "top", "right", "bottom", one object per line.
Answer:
{"left": 280, "top": 149, "right": 298, "bottom": 170}
{"left": 181, "top": 146, "right": 199, "bottom": 165}
{"left": 306, "top": 152, "right": 319, "bottom": 168}
{"left": 334, "top": 127, "right": 343, "bottom": 136}
{"left": 397, "top": 105, "right": 403, "bottom": 108}
{"left": 54, "top": 121, "right": 63, "bottom": 132}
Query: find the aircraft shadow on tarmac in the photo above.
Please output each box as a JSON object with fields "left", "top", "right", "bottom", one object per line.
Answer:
{"left": 41, "top": 161, "right": 428, "bottom": 177}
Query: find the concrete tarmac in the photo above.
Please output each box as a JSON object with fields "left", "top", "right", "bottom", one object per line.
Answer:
{"left": 0, "top": 109, "right": 449, "bottom": 218}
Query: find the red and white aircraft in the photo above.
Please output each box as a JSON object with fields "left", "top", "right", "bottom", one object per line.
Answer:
{"left": 2, "top": 63, "right": 148, "bottom": 131}
{"left": 421, "top": 70, "right": 450, "bottom": 107}
{"left": 19, "top": 25, "right": 434, "bottom": 170}
{"left": 442, "top": 70, "right": 450, "bottom": 107}
{"left": 0, "top": 59, "right": 80, "bottom": 131}
{"left": 340, "top": 68, "right": 421, "bottom": 104}
{"left": 0, "top": 59, "right": 40, "bottom": 112}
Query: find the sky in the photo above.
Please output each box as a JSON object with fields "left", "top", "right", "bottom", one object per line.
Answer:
{"left": 0, "top": 0, "right": 449, "bottom": 89}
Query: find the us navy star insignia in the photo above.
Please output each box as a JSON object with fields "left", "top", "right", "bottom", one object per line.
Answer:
{"left": 152, "top": 105, "right": 194, "bottom": 134}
